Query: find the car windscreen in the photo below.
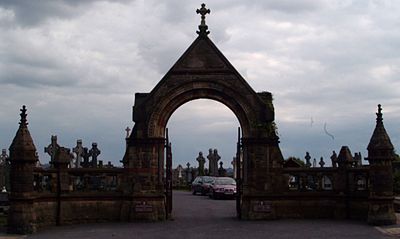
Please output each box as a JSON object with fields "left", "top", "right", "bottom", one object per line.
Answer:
{"left": 215, "top": 178, "right": 236, "bottom": 185}
{"left": 203, "top": 177, "right": 214, "bottom": 183}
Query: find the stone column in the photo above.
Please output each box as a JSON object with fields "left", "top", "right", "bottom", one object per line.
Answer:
{"left": 367, "top": 105, "right": 396, "bottom": 225}
{"left": 53, "top": 147, "right": 73, "bottom": 225}
{"left": 8, "top": 106, "right": 38, "bottom": 234}
{"left": 240, "top": 136, "right": 285, "bottom": 220}
{"left": 122, "top": 137, "right": 166, "bottom": 221}
{"left": 54, "top": 148, "right": 73, "bottom": 192}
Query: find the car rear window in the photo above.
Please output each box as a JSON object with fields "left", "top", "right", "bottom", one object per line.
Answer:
{"left": 215, "top": 178, "right": 236, "bottom": 185}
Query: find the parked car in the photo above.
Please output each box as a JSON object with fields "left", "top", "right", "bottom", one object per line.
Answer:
{"left": 191, "top": 176, "right": 215, "bottom": 195}
{"left": 209, "top": 177, "right": 237, "bottom": 199}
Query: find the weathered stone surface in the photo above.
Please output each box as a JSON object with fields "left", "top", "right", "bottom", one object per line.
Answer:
{"left": 6, "top": 7, "right": 398, "bottom": 234}
{"left": 8, "top": 106, "right": 39, "bottom": 234}
{"left": 122, "top": 16, "right": 282, "bottom": 220}
{"left": 367, "top": 105, "right": 396, "bottom": 225}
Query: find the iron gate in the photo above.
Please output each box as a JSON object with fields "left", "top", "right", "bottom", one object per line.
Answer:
{"left": 165, "top": 128, "right": 173, "bottom": 219}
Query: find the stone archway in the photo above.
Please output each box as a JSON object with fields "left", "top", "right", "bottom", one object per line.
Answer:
{"left": 7, "top": 6, "right": 395, "bottom": 234}
{"left": 123, "top": 4, "right": 285, "bottom": 220}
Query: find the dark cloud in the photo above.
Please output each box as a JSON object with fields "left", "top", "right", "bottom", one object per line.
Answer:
{"left": 0, "top": 0, "right": 399, "bottom": 167}
{"left": 0, "top": 0, "right": 134, "bottom": 26}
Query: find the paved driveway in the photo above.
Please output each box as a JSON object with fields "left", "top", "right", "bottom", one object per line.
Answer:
{"left": 2, "top": 190, "right": 399, "bottom": 238}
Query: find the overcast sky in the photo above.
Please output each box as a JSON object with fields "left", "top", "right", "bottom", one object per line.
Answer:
{"left": 0, "top": 0, "right": 399, "bottom": 168}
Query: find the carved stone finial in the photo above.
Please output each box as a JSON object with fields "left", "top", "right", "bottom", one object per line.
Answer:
{"left": 367, "top": 104, "right": 394, "bottom": 156}
{"left": 376, "top": 104, "right": 383, "bottom": 123}
{"left": 196, "top": 3, "right": 210, "bottom": 36}
{"left": 19, "top": 105, "right": 28, "bottom": 127}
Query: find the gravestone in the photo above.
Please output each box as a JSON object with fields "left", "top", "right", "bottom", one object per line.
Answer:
{"left": 213, "top": 149, "right": 221, "bottom": 176}
{"left": 196, "top": 152, "right": 206, "bottom": 176}
{"left": 330, "top": 151, "right": 338, "bottom": 168}
{"left": 186, "top": 162, "right": 192, "bottom": 183}
{"left": 304, "top": 152, "right": 311, "bottom": 168}
{"left": 319, "top": 157, "right": 325, "bottom": 167}
{"left": 218, "top": 161, "right": 226, "bottom": 176}
{"left": 354, "top": 152, "right": 362, "bottom": 166}
{"left": 207, "top": 149, "right": 215, "bottom": 176}
{"left": 125, "top": 127, "right": 131, "bottom": 138}
{"left": 0, "top": 149, "right": 8, "bottom": 164}
{"left": 44, "top": 135, "right": 59, "bottom": 166}
{"left": 89, "top": 143, "right": 101, "bottom": 168}
{"left": 73, "top": 139, "right": 84, "bottom": 168}
{"left": 80, "top": 147, "right": 90, "bottom": 168}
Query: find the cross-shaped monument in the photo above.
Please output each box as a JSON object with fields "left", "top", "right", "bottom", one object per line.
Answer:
{"left": 73, "top": 139, "right": 84, "bottom": 168}
{"left": 44, "top": 135, "right": 59, "bottom": 165}
{"left": 0, "top": 149, "right": 8, "bottom": 164}
{"left": 196, "top": 152, "right": 205, "bottom": 176}
{"left": 330, "top": 150, "right": 338, "bottom": 168}
{"left": 304, "top": 152, "right": 311, "bottom": 168}
{"left": 80, "top": 147, "right": 91, "bottom": 168}
{"left": 125, "top": 127, "right": 131, "bottom": 138}
{"left": 89, "top": 143, "right": 101, "bottom": 168}
{"left": 319, "top": 157, "right": 325, "bottom": 168}
{"left": 196, "top": 3, "right": 210, "bottom": 36}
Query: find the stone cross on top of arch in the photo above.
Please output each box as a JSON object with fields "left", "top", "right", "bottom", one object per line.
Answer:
{"left": 196, "top": 3, "right": 210, "bottom": 36}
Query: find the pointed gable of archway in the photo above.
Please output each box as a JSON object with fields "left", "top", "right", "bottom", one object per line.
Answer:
{"left": 148, "top": 33, "right": 260, "bottom": 98}
{"left": 132, "top": 33, "right": 276, "bottom": 139}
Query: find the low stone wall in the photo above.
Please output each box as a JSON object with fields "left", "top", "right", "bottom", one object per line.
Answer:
{"left": 240, "top": 194, "right": 369, "bottom": 221}
{"left": 18, "top": 192, "right": 167, "bottom": 233}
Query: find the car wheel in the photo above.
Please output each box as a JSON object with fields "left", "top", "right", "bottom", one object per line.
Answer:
{"left": 213, "top": 193, "right": 218, "bottom": 200}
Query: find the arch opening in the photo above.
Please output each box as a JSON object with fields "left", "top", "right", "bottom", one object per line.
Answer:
{"left": 167, "top": 99, "right": 241, "bottom": 168}
{"left": 166, "top": 99, "right": 241, "bottom": 220}
{"left": 147, "top": 85, "right": 255, "bottom": 139}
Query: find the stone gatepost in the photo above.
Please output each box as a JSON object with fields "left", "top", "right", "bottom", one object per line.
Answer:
{"left": 367, "top": 105, "right": 396, "bottom": 225}
{"left": 8, "top": 106, "right": 38, "bottom": 234}
{"left": 122, "top": 137, "right": 166, "bottom": 221}
{"left": 53, "top": 147, "right": 73, "bottom": 225}
{"left": 240, "top": 135, "right": 285, "bottom": 220}
{"left": 334, "top": 146, "right": 353, "bottom": 219}
{"left": 54, "top": 147, "right": 73, "bottom": 192}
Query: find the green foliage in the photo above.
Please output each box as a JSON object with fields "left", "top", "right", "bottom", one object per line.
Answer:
{"left": 251, "top": 121, "right": 278, "bottom": 137}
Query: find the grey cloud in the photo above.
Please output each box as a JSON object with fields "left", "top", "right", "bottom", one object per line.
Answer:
{"left": 0, "top": 49, "right": 80, "bottom": 88}
{"left": 0, "top": 0, "right": 134, "bottom": 26}
{"left": 1, "top": 1, "right": 400, "bottom": 168}
{"left": 254, "top": 0, "right": 326, "bottom": 13}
